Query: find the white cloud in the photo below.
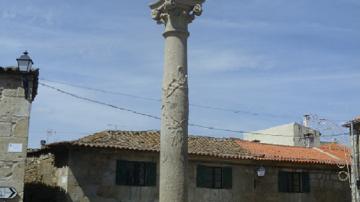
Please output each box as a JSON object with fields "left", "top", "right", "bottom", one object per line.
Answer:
{"left": 4, "top": 4, "right": 56, "bottom": 25}
{"left": 189, "top": 49, "right": 275, "bottom": 72}
{"left": 199, "top": 18, "right": 356, "bottom": 34}
{"left": 199, "top": 18, "right": 271, "bottom": 30}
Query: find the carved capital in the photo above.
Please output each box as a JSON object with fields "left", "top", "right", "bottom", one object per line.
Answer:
{"left": 150, "top": 0, "right": 204, "bottom": 34}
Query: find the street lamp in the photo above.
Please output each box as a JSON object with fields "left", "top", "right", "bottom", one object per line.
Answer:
{"left": 256, "top": 166, "right": 266, "bottom": 177}
{"left": 16, "top": 51, "right": 33, "bottom": 71}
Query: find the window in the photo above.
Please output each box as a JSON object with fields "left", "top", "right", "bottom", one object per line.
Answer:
{"left": 278, "top": 171, "right": 310, "bottom": 193}
{"left": 116, "top": 160, "right": 156, "bottom": 186}
{"left": 196, "top": 165, "right": 232, "bottom": 189}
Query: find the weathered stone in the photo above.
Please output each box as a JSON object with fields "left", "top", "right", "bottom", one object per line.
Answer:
{"left": 25, "top": 148, "right": 351, "bottom": 202}
{"left": 150, "top": 1, "right": 205, "bottom": 201}
{"left": 0, "top": 69, "right": 38, "bottom": 202}
{"left": 13, "top": 118, "right": 29, "bottom": 138}
{"left": 0, "top": 97, "right": 31, "bottom": 118}
{"left": 0, "top": 122, "right": 12, "bottom": 137}
{"left": 2, "top": 87, "right": 25, "bottom": 98}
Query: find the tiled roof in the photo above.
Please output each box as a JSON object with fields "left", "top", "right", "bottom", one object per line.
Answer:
{"left": 319, "top": 143, "right": 350, "bottom": 163}
{"left": 235, "top": 140, "right": 348, "bottom": 165}
{"left": 46, "top": 130, "right": 349, "bottom": 166}
{"left": 48, "top": 131, "right": 250, "bottom": 159}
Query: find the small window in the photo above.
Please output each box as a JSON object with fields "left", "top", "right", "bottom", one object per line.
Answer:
{"left": 278, "top": 171, "right": 310, "bottom": 193}
{"left": 116, "top": 160, "right": 156, "bottom": 186}
{"left": 196, "top": 165, "right": 232, "bottom": 189}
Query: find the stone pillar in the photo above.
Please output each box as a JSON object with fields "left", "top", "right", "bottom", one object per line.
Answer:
{"left": 0, "top": 67, "right": 38, "bottom": 201}
{"left": 150, "top": 1, "right": 204, "bottom": 202}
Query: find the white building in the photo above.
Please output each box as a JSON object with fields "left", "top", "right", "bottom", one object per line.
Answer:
{"left": 244, "top": 122, "right": 321, "bottom": 147}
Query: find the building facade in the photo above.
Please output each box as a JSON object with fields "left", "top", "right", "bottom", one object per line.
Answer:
{"left": 244, "top": 123, "right": 321, "bottom": 147}
{"left": 26, "top": 131, "right": 350, "bottom": 202}
{"left": 0, "top": 67, "right": 38, "bottom": 201}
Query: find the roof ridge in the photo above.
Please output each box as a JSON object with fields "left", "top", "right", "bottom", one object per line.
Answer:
{"left": 105, "top": 130, "right": 242, "bottom": 141}
{"left": 108, "top": 130, "right": 160, "bottom": 133}
{"left": 313, "top": 147, "right": 341, "bottom": 161}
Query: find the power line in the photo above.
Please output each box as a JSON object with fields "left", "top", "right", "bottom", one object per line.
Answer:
{"left": 39, "top": 82, "right": 161, "bottom": 120}
{"left": 40, "top": 78, "right": 299, "bottom": 120}
{"left": 39, "top": 82, "right": 346, "bottom": 139}
{"left": 40, "top": 78, "right": 161, "bottom": 102}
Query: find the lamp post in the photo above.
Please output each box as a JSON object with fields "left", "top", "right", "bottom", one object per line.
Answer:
{"left": 16, "top": 51, "right": 33, "bottom": 72}
{"left": 256, "top": 166, "right": 266, "bottom": 177}
{"left": 16, "top": 51, "right": 34, "bottom": 100}
{"left": 150, "top": 1, "right": 205, "bottom": 202}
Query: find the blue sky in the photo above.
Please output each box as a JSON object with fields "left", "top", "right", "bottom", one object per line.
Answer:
{"left": 0, "top": 0, "right": 359, "bottom": 148}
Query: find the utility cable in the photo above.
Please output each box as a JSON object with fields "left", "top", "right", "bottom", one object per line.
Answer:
{"left": 39, "top": 82, "right": 348, "bottom": 139}
{"left": 40, "top": 78, "right": 299, "bottom": 120}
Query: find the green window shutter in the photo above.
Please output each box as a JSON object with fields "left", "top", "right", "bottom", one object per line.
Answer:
{"left": 116, "top": 160, "right": 127, "bottom": 185}
{"left": 278, "top": 171, "right": 289, "bottom": 192}
{"left": 145, "top": 162, "right": 157, "bottom": 186}
{"left": 222, "top": 167, "right": 232, "bottom": 189}
{"left": 197, "top": 165, "right": 213, "bottom": 188}
{"left": 302, "top": 173, "right": 310, "bottom": 193}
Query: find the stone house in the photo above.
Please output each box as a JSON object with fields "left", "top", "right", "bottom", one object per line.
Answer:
{"left": 25, "top": 130, "right": 351, "bottom": 202}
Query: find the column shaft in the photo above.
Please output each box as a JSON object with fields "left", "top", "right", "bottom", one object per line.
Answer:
{"left": 160, "top": 31, "right": 189, "bottom": 202}
{"left": 150, "top": 1, "right": 204, "bottom": 201}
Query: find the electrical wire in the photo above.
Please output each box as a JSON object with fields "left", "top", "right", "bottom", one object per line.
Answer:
{"left": 39, "top": 82, "right": 347, "bottom": 139}
{"left": 40, "top": 78, "right": 299, "bottom": 120}
{"left": 39, "top": 82, "right": 161, "bottom": 120}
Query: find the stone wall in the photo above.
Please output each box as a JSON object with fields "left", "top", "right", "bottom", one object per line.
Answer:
{"left": 57, "top": 148, "right": 349, "bottom": 202}
{"left": 26, "top": 153, "right": 68, "bottom": 191}
{"left": 0, "top": 71, "right": 37, "bottom": 202}
{"left": 24, "top": 154, "right": 69, "bottom": 202}
{"left": 25, "top": 154, "right": 57, "bottom": 185}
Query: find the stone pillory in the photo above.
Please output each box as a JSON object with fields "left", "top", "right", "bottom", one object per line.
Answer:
{"left": 150, "top": 0, "right": 206, "bottom": 201}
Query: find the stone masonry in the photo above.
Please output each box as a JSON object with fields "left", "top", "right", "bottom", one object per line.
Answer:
{"left": 0, "top": 67, "right": 38, "bottom": 202}
{"left": 26, "top": 148, "right": 351, "bottom": 202}
{"left": 150, "top": 1, "right": 205, "bottom": 201}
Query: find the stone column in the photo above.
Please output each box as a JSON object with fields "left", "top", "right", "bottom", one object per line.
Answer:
{"left": 150, "top": 1, "right": 204, "bottom": 202}
{"left": 0, "top": 67, "right": 38, "bottom": 202}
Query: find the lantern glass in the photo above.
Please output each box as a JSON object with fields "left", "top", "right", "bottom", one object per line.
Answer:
{"left": 257, "top": 166, "right": 266, "bottom": 177}
{"left": 16, "top": 51, "right": 33, "bottom": 71}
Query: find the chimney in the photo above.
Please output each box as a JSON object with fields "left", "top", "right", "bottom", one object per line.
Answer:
{"left": 303, "top": 114, "right": 310, "bottom": 127}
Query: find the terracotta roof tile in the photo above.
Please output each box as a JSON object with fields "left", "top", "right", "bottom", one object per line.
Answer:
{"left": 51, "top": 131, "right": 250, "bottom": 159}
{"left": 319, "top": 143, "right": 351, "bottom": 163}
{"left": 235, "top": 140, "right": 349, "bottom": 165}
{"left": 46, "top": 130, "right": 349, "bottom": 166}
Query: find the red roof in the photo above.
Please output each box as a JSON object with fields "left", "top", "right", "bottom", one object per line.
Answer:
{"left": 320, "top": 143, "right": 351, "bottom": 164}
{"left": 235, "top": 140, "right": 349, "bottom": 165}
